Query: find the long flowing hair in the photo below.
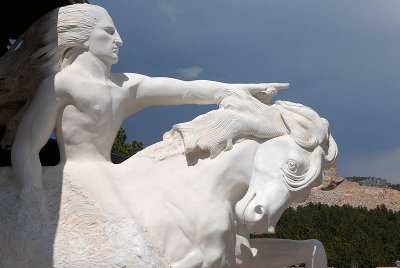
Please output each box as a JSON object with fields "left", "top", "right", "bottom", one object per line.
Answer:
{"left": 0, "top": 4, "right": 108, "bottom": 147}
{"left": 137, "top": 89, "right": 336, "bottom": 164}
{"left": 173, "top": 89, "right": 330, "bottom": 157}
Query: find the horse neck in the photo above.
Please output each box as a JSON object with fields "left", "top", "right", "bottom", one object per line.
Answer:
{"left": 196, "top": 139, "right": 261, "bottom": 204}
{"left": 136, "top": 136, "right": 261, "bottom": 204}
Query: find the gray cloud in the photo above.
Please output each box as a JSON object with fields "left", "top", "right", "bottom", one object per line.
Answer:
{"left": 340, "top": 147, "right": 400, "bottom": 184}
{"left": 176, "top": 66, "right": 203, "bottom": 79}
{"left": 158, "top": 1, "right": 178, "bottom": 24}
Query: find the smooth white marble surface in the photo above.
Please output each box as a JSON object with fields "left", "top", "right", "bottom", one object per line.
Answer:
{"left": 0, "top": 95, "right": 336, "bottom": 267}
{"left": 0, "top": 3, "right": 337, "bottom": 267}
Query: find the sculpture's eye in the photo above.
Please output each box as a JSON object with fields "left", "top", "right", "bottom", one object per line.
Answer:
{"left": 287, "top": 160, "right": 297, "bottom": 173}
{"left": 105, "top": 26, "right": 115, "bottom": 35}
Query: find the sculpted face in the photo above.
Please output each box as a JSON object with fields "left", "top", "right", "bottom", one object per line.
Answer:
{"left": 235, "top": 135, "right": 324, "bottom": 234}
{"left": 87, "top": 12, "right": 123, "bottom": 65}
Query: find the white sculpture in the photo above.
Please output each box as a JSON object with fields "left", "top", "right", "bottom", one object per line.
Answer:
{"left": 0, "top": 3, "right": 338, "bottom": 267}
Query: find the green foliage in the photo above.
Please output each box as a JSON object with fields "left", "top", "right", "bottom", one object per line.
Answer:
{"left": 111, "top": 128, "right": 143, "bottom": 157}
{"left": 253, "top": 203, "right": 400, "bottom": 268}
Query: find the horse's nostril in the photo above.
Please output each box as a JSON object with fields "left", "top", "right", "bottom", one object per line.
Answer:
{"left": 254, "top": 205, "right": 265, "bottom": 215}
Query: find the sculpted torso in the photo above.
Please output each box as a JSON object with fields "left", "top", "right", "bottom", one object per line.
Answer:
{"left": 54, "top": 69, "right": 142, "bottom": 161}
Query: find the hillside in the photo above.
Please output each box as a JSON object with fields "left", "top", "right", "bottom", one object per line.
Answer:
{"left": 295, "top": 166, "right": 400, "bottom": 211}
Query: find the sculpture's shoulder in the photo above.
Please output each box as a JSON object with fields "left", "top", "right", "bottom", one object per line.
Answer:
{"left": 49, "top": 69, "right": 82, "bottom": 98}
{"left": 54, "top": 68, "right": 83, "bottom": 89}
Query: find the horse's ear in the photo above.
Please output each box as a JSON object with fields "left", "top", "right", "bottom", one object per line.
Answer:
{"left": 323, "top": 133, "right": 338, "bottom": 169}
{"left": 280, "top": 112, "right": 318, "bottom": 149}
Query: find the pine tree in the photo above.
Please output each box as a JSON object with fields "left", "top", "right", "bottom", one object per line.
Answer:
{"left": 111, "top": 128, "right": 143, "bottom": 157}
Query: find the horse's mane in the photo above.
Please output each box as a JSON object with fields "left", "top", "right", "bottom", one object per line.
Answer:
{"left": 136, "top": 89, "right": 331, "bottom": 161}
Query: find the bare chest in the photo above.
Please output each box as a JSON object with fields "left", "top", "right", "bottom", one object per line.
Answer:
{"left": 68, "top": 81, "right": 127, "bottom": 120}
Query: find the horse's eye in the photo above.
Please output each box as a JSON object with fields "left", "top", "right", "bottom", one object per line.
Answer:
{"left": 287, "top": 160, "right": 297, "bottom": 173}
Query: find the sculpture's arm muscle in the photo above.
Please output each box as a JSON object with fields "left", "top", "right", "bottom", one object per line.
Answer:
{"left": 121, "top": 73, "right": 289, "bottom": 115}
{"left": 11, "top": 75, "right": 71, "bottom": 188}
{"left": 134, "top": 76, "right": 227, "bottom": 106}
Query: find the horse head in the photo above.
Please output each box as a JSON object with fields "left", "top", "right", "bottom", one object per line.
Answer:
{"left": 170, "top": 91, "right": 338, "bottom": 236}
{"left": 235, "top": 101, "right": 338, "bottom": 234}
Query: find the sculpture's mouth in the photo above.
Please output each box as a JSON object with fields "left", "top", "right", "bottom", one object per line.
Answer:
{"left": 112, "top": 47, "right": 119, "bottom": 54}
{"left": 242, "top": 192, "right": 257, "bottom": 229}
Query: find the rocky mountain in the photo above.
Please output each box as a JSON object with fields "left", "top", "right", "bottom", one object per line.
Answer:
{"left": 295, "top": 165, "right": 400, "bottom": 211}
{"left": 347, "top": 176, "right": 400, "bottom": 190}
{"left": 353, "top": 177, "right": 392, "bottom": 188}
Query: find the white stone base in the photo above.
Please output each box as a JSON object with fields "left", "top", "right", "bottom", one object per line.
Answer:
{"left": 0, "top": 166, "right": 168, "bottom": 268}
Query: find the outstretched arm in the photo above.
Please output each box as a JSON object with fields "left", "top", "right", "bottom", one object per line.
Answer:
{"left": 123, "top": 73, "right": 288, "bottom": 112}
{"left": 136, "top": 77, "right": 289, "bottom": 106}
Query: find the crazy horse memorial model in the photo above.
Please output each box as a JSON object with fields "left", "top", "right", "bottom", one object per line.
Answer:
{"left": 0, "top": 3, "right": 338, "bottom": 268}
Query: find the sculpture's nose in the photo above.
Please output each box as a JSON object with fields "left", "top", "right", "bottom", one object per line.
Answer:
{"left": 114, "top": 31, "right": 123, "bottom": 46}
{"left": 242, "top": 198, "right": 265, "bottom": 228}
{"left": 247, "top": 204, "right": 265, "bottom": 224}
{"left": 114, "top": 38, "right": 123, "bottom": 47}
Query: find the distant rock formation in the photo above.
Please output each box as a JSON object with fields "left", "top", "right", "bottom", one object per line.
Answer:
{"left": 347, "top": 176, "right": 394, "bottom": 189}
{"left": 294, "top": 165, "right": 400, "bottom": 211}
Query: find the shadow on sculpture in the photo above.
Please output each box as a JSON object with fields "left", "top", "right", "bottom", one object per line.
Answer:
{"left": 0, "top": 138, "right": 129, "bottom": 167}
{"left": 0, "top": 3, "right": 337, "bottom": 268}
